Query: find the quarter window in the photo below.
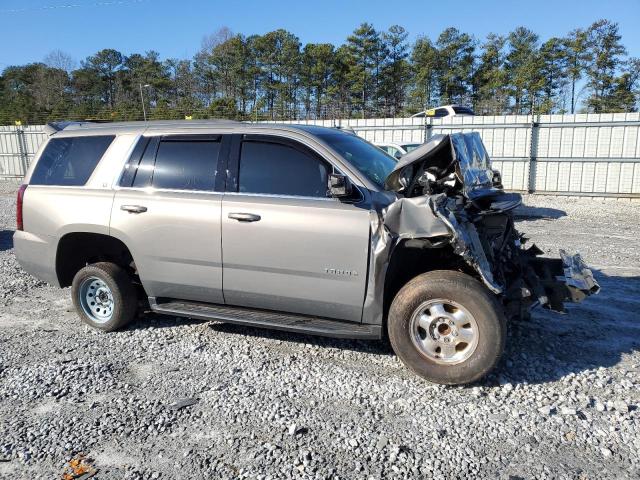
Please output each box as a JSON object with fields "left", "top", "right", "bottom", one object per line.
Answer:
{"left": 238, "top": 141, "right": 329, "bottom": 197}
{"left": 30, "top": 135, "right": 114, "bottom": 186}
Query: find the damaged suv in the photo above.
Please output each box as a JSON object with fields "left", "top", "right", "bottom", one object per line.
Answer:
{"left": 14, "top": 121, "right": 599, "bottom": 385}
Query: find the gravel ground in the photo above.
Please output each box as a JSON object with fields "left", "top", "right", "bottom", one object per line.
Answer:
{"left": 0, "top": 181, "right": 639, "bottom": 480}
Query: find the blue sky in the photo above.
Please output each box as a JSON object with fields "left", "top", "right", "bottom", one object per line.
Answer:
{"left": 0, "top": 0, "right": 639, "bottom": 68}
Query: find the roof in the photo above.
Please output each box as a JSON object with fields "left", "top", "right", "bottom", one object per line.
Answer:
{"left": 46, "top": 119, "right": 346, "bottom": 138}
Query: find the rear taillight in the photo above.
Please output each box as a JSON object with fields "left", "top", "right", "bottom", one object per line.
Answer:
{"left": 16, "top": 184, "right": 27, "bottom": 231}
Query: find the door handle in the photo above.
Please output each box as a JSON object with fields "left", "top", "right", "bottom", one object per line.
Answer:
{"left": 228, "top": 212, "right": 261, "bottom": 222}
{"left": 121, "top": 205, "right": 148, "bottom": 214}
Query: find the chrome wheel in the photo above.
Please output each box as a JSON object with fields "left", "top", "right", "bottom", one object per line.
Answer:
{"left": 78, "top": 276, "right": 114, "bottom": 324}
{"left": 410, "top": 299, "right": 479, "bottom": 365}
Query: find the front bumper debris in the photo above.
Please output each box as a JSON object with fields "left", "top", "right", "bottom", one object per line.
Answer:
{"left": 560, "top": 249, "right": 600, "bottom": 300}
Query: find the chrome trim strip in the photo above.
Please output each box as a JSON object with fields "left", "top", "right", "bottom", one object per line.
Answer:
{"left": 222, "top": 192, "right": 337, "bottom": 202}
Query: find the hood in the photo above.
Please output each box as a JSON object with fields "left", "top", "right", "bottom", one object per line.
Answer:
{"left": 384, "top": 132, "right": 497, "bottom": 199}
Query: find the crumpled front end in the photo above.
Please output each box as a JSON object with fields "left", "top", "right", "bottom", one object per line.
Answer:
{"left": 382, "top": 132, "right": 599, "bottom": 317}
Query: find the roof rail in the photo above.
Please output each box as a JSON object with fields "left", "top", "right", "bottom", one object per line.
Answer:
{"left": 44, "top": 121, "right": 95, "bottom": 136}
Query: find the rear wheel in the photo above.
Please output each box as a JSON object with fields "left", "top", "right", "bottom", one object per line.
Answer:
{"left": 388, "top": 270, "right": 506, "bottom": 385}
{"left": 71, "top": 262, "right": 137, "bottom": 332}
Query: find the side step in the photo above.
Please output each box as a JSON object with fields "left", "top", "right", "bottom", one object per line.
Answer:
{"left": 149, "top": 298, "right": 382, "bottom": 340}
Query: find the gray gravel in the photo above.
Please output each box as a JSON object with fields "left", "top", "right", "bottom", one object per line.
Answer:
{"left": 0, "top": 184, "right": 639, "bottom": 479}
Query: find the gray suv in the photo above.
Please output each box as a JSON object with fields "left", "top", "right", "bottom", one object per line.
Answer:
{"left": 14, "top": 120, "right": 599, "bottom": 385}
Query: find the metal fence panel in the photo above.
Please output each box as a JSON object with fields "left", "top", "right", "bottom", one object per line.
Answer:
{"left": 1, "top": 116, "right": 638, "bottom": 197}
{"left": 0, "top": 125, "right": 47, "bottom": 178}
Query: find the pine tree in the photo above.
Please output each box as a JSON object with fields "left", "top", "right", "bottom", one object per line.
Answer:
{"left": 505, "top": 27, "right": 543, "bottom": 114}
{"left": 346, "top": 23, "right": 380, "bottom": 117}
{"left": 473, "top": 33, "right": 509, "bottom": 114}
{"left": 379, "top": 25, "right": 410, "bottom": 116}
{"left": 539, "top": 37, "right": 570, "bottom": 113}
{"left": 564, "top": 28, "right": 590, "bottom": 113}
{"left": 435, "top": 27, "right": 476, "bottom": 106}
{"left": 585, "top": 19, "right": 627, "bottom": 113}
{"left": 410, "top": 37, "right": 439, "bottom": 113}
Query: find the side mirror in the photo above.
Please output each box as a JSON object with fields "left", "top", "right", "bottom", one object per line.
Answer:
{"left": 394, "top": 151, "right": 402, "bottom": 160}
{"left": 328, "top": 173, "right": 352, "bottom": 198}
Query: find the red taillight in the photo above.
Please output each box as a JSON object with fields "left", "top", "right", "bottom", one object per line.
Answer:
{"left": 16, "top": 184, "right": 27, "bottom": 231}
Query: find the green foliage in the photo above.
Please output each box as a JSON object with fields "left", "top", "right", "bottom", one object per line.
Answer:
{"left": 0, "top": 20, "right": 637, "bottom": 125}
{"left": 435, "top": 28, "right": 475, "bottom": 106}
{"left": 473, "top": 34, "right": 509, "bottom": 114}
{"left": 410, "top": 37, "right": 439, "bottom": 112}
{"left": 585, "top": 19, "right": 628, "bottom": 113}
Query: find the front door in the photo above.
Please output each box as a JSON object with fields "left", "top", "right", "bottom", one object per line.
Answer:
{"left": 221, "top": 135, "right": 371, "bottom": 322}
{"left": 110, "top": 134, "right": 225, "bottom": 303}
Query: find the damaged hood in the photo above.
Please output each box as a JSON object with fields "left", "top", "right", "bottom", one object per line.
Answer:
{"left": 384, "top": 132, "right": 497, "bottom": 199}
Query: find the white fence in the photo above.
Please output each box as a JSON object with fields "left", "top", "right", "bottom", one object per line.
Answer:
{"left": 2, "top": 113, "right": 640, "bottom": 197}
{"left": 0, "top": 125, "right": 48, "bottom": 180}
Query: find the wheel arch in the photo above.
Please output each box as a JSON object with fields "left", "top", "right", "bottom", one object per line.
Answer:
{"left": 382, "top": 239, "right": 475, "bottom": 322}
{"left": 55, "top": 232, "right": 136, "bottom": 288}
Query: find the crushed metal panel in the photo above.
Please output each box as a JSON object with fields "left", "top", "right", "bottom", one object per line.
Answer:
{"left": 430, "top": 195, "right": 503, "bottom": 294}
{"left": 383, "top": 195, "right": 450, "bottom": 239}
{"left": 560, "top": 249, "right": 600, "bottom": 295}
{"left": 361, "top": 209, "right": 393, "bottom": 326}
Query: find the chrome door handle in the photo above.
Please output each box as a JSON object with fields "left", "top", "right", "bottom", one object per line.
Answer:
{"left": 121, "top": 205, "right": 147, "bottom": 214}
{"left": 228, "top": 212, "right": 261, "bottom": 222}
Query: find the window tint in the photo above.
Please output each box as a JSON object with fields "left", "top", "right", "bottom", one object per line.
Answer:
{"left": 30, "top": 135, "right": 114, "bottom": 186}
{"left": 453, "top": 106, "right": 475, "bottom": 115}
{"left": 152, "top": 140, "right": 220, "bottom": 191}
{"left": 131, "top": 137, "right": 159, "bottom": 188}
{"left": 239, "top": 141, "right": 329, "bottom": 197}
{"left": 119, "top": 136, "right": 150, "bottom": 187}
{"left": 435, "top": 108, "right": 449, "bottom": 118}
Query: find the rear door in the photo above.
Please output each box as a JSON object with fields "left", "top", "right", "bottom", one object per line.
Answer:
{"left": 220, "top": 134, "right": 371, "bottom": 322}
{"left": 110, "top": 134, "right": 226, "bottom": 303}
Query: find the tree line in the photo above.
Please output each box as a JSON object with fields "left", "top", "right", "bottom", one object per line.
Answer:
{"left": 1, "top": 19, "right": 638, "bottom": 125}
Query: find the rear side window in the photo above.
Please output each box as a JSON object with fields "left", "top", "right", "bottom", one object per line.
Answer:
{"left": 452, "top": 106, "right": 475, "bottom": 115}
{"left": 152, "top": 140, "right": 221, "bottom": 191}
{"left": 30, "top": 135, "right": 114, "bottom": 186}
{"left": 239, "top": 141, "right": 329, "bottom": 197}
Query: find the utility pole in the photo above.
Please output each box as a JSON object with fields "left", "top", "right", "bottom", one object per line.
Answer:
{"left": 139, "top": 83, "right": 150, "bottom": 121}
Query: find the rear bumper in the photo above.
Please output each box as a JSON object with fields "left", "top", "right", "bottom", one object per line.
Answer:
{"left": 13, "top": 230, "right": 60, "bottom": 287}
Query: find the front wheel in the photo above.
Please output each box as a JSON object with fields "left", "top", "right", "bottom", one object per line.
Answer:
{"left": 387, "top": 270, "right": 506, "bottom": 385}
{"left": 71, "top": 262, "right": 138, "bottom": 332}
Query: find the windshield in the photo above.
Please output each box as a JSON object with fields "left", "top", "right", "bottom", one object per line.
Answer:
{"left": 452, "top": 106, "right": 475, "bottom": 115}
{"left": 401, "top": 143, "right": 421, "bottom": 153}
{"left": 316, "top": 132, "right": 396, "bottom": 188}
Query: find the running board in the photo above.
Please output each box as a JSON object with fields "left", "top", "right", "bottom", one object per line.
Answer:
{"left": 148, "top": 297, "right": 382, "bottom": 340}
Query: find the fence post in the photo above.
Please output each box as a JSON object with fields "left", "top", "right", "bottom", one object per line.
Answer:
{"left": 15, "top": 128, "right": 29, "bottom": 177}
{"left": 527, "top": 115, "right": 539, "bottom": 194}
{"left": 424, "top": 117, "right": 433, "bottom": 143}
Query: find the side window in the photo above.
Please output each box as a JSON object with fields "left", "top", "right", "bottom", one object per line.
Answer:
{"left": 30, "top": 135, "right": 114, "bottom": 186}
{"left": 238, "top": 140, "right": 329, "bottom": 197}
{"left": 152, "top": 140, "right": 220, "bottom": 191}
{"left": 435, "top": 108, "right": 449, "bottom": 118}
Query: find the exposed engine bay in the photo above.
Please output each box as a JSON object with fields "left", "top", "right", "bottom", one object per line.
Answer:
{"left": 383, "top": 133, "right": 599, "bottom": 317}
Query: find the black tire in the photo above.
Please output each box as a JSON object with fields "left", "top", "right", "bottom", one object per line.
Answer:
{"left": 387, "top": 270, "right": 506, "bottom": 385}
{"left": 71, "top": 262, "right": 137, "bottom": 332}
